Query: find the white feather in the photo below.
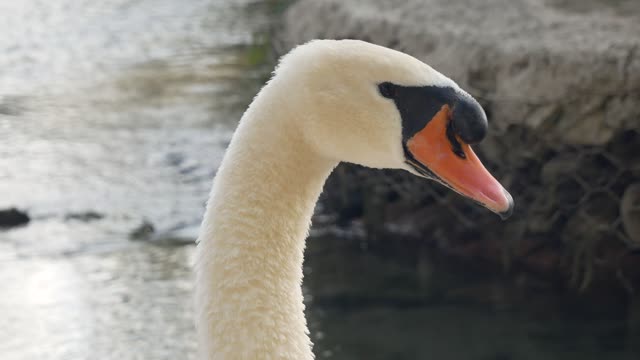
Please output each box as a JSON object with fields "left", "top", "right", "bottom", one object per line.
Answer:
{"left": 195, "top": 39, "right": 460, "bottom": 360}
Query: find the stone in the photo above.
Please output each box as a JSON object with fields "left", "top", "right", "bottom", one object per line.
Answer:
{"left": 65, "top": 211, "right": 104, "bottom": 222}
{"left": 129, "top": 220, "right": 155, "bottom": 240}
{"left": 541, "top": 153, "right": 580, "bottom": 185}
{"left": 273, "top": 0, "right": 640, "bottom": 288}
{"left": 621, "top": 183, "right": 640, "bottom": 247}
{"left": 274, "top": 0, "right": 640, "bottom": 145}
{"left": 607, "top": 130, "right": 640, "bottom": 175}
{"left": 0, "top": 208, "right": 30, "bottom": 228}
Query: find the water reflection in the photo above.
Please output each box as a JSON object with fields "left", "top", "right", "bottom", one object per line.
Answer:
{"left": 1, "top": 0, "right": 271, "bottom": 359}
{"left": 0, "top": 0, "right": 269, "bottom": 233}
{"left": 304, "top": 234, "right": 637, "bottom": 360}
{"left": 0, "top": 246, "right": 197, "bottom": 359}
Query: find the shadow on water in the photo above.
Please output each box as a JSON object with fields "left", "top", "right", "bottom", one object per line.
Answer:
{"left": 304, "top": 231, "right": 640, "bottom": 360}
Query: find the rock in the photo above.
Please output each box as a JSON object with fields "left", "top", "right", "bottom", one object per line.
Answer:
{"left": 129, "top": 220, "right": 155, "bottom": 240}
{"left": 272, "top": 0, "right": 640, "bottom": 289}
{"left": 149, "top": 225, "right": 198, "bottom": 246}
{"left": 65, "top": 211, "right": 104, "bottom": 222}
{"left": 582, "top": 191, "right": 619, "bottom": 226}
{"left": 621, "top": 183, "right": 640, "bottom": 247}
{"left": 0, "top": 208, "right": 30, "bottom": 228}
{"left": 607, "top": 130, "right": 640, "bottom": 175}
{"left": 274, "top": 0, "right": 640, "bottom": 146}
{"left": 129, "top": 220, "right": 197, "bottom": 245}
{"left": 541, "top": 153, "right": 580, "bottom": 185}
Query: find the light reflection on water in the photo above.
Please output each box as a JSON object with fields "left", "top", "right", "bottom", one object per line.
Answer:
{"left": 0, "top": 246, "right": 196, "bottom": 359}
{"left": 0, "top": 0, "right": 269, "bottom": 237}
{"left": 0, "top": 0, "right": 269, "bottom": 359}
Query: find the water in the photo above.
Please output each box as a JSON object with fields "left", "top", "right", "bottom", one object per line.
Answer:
{"left": 0, "top": 1, "right": 269, "bottom": 359}
{"left": 0, "top": 1, "right": 638, "bottom": 359}
{"left": 304, "top": 234, "right": 639, "bottom": 359}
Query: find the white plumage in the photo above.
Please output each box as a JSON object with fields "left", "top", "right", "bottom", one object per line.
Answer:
{"left": 195, "top": 39, "right": 511, "bottom": 359}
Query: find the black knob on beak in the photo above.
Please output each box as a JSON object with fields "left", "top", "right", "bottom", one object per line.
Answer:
{"left": 451, "top": 97, "right": 488, "bottom": 145}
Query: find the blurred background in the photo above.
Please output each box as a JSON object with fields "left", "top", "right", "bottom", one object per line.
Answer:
{"left": 0, "top": 0, "right": 638, "bottom": 359}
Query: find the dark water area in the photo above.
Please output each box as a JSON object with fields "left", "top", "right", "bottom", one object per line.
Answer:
{"left": 304, "top": 233, "right": 640, "bottom": 360}
{"left": 0, "top": 1, "right": 638, "bottom": 359}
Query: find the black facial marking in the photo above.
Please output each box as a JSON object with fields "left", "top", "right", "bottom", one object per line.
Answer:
{"left": 451, "top": 97, "right": 488, "bottom": 144}
{"left": 383, "top": 84, "right": 457, "bottom": 143}
{"left": 378, "top": 82, "right": 396, "bottom": 99}
{"left": 378, "top": 82, "right": 488, "bottom": 158}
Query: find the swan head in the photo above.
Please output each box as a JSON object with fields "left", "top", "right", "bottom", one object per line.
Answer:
{"left": 275, "top": 40, "right": 513, "bottom": 218}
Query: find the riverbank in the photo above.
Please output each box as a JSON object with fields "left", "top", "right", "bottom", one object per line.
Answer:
{"left": 273, "top": 0, "right": 640, "bottom": 294}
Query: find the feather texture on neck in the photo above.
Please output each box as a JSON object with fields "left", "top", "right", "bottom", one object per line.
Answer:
{"left": 195, "top": 79, "right": 336, "bottom": 359}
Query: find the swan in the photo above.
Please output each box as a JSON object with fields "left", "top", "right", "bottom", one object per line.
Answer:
{"left": 195, "top": 39, "right": 514, "bottom": 360}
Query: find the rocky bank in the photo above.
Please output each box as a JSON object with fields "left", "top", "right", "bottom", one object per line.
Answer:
{"left": 274, "top": 0, "right": 640, "bottom": 291}
{"left": 275, "top": 0, "right": 639, "bottom": 145}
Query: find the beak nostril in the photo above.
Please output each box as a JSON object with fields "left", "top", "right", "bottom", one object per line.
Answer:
{"left": 446, "top": 118, "right": 467, "bottom": 159}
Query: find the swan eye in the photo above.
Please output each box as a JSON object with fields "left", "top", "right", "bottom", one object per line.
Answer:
{"left": 378, "top": 82, "right": 395, "bottom": 99}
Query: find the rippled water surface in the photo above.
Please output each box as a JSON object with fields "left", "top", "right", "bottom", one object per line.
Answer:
{"left": 1, "top": 1, "right": 270, "bottom": 359}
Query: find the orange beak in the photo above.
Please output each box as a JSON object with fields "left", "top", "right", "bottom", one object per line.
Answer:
{"left": 406, "top": 105, "right": 514, "bottom": 219}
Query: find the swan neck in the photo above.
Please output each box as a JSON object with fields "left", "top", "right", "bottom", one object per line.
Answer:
{"left": 196, "top": 97, "right": 335, "bottom": 359}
